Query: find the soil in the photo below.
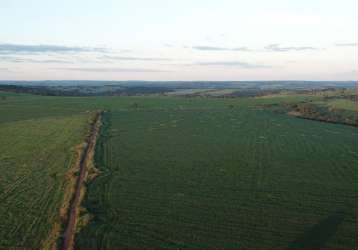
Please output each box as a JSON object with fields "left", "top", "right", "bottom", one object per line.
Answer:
{"left": 62, "top": 111, "right": 102, "bottom": 250}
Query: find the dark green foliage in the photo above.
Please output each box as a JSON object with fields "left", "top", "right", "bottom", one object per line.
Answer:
{"left": 76, "top": 106, "right": 358, "bottom": 249}
{"left": 0, "top": 84, "right": 175, "bottom": 96}
{"left": 287, "top": 102, "right": 358, "bottom": 126}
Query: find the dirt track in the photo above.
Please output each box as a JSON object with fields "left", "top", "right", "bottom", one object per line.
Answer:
{"left": 62, "top": 111, "right": 102, "bottom": 250}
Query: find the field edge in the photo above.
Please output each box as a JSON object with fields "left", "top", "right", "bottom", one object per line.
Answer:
{"left": 43, "top": 111, "right": 103, "bottom": 250}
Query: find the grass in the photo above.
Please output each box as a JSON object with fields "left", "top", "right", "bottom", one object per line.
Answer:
{"left": 326, "top": 99, "right": 358, "bottom": 111}
{"left": 76, "top": 104, "right": 358, "bottom": 249}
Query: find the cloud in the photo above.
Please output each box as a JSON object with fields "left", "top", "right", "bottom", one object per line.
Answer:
{"left": 53, "top": 67, "right": 170, "bottom": 73}
{"left": 0, "top": 43, "right": 107, "bottom": 55}
{"left": 192, "top": 46, "right": 251, "bottom": 52}
{"left": 195, "top": 61, "right": 271, "bottom": 69}
{"left": 98, "top": 55, "right": 172, "bottom": 62}
{"left": 265, "top": 44, "right": 319, "bottom": 52}
{"left": 119, "top": 49, "right": 132, "bottom": 53}
{"left": 0, "top": 56, "right": 72, "bottom": 64}
{"left": 190, "top": 44, "right": 319, "bottom": 53}
{"left": 335, "top": 43, "right": 358, "bottom": 47}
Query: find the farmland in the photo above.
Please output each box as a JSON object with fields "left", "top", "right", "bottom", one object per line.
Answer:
{"left": 1, "top": 89, "right": 358, "bottom": 249}
{"left": 0, "top": 92, "right": 94, "bottom": 249}
{"left": 2, "top": 0, "right": 358, "bottom": 247}
{"left": 76, "top": 101, "right": 358, "bottom": 249}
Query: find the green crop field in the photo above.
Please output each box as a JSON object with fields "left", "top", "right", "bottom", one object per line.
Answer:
{"left": 76, "top": 103, "right": 358, "bottom": 249}
{"left": 1, "top": 92, "right": 358, "bottom": 249}
{"left": 0, "top": 93, "right": 91, "bottom": 249}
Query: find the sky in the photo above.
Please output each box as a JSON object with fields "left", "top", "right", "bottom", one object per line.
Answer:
{"left": 1, "top": 0, "right": 358, "bottom": 81}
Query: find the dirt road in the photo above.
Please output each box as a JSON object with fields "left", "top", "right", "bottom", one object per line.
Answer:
{"left": 62, "top": 111, "right": 102, "bottom": 250}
